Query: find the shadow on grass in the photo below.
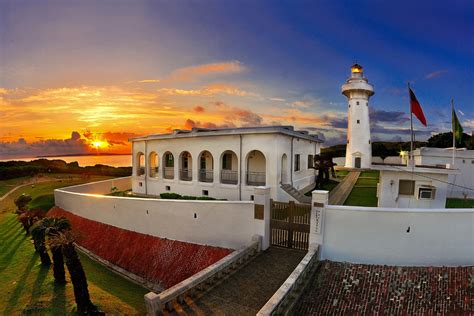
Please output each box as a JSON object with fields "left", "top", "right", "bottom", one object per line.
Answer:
{"left": 79, "top": 253, "right": 147, "bottom": 311}
{"left": 3, "top": 253, "right": 40, "bottom": 315}
{"left": 0, "top": 233, "right": 28, "bottom": 272}
{"left": 51, "top": 282, "right": 67, "bottom": 315}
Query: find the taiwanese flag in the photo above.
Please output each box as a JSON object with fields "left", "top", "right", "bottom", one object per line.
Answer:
{"left": 409, "top": 87, "right": 427, "bottom": 126}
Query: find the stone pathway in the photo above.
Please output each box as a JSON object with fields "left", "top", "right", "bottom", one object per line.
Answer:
{"left": 168, "top": 247, "right": 306, "bottom": 315}
{"left": 328, "top": 171, "right": 360, "bottom": 205}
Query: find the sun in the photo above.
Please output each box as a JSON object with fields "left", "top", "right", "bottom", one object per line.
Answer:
{"left": 91, "top": 140, "right": 107, "bottom": 149}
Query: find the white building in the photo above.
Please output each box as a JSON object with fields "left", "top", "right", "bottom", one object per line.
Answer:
{"left": 413, "top": 147, "right": 474, "bottom": 199}
{"left": 342, "top": 64, "right": 374, "bottom": 169}
{"left": 130, "top": 126, "right": 322, "bottom": 201}
{"left": 375, "top": 163, "right": 457, "bottom": 208}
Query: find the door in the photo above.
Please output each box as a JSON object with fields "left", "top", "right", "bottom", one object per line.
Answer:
{"left": 355, "top": 157, "right": 361, "bottom": 168}
{"left": 270, "top": 200, "right": 311, "bottom": 250}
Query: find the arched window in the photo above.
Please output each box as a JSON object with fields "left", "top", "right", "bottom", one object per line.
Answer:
{"left": 162, "top": 151, "right": 174, "bottom": 179}
{"left": 198, "top": 151, "right": 213, "bottom": 182}
{"left": 220, "top": 150, "right": 238, "bottom": 184}
{"left": 246, "top": 150, "right": 266, "bottom": 186}
{"left": 179, "top": 151, "right": 192, "bottom": 181}
{"left": 136, "top": 152, "right": 145, "bottom": 176}
{"left": 149, "top": 152, "right": 159, "bottom": 178}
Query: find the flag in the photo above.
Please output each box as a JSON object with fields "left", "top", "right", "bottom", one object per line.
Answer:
{"left": 452, "top": 107, "right": 463, "bottom": 146}
{"left": 409, "top": 87, "right": 427, "bottom": 126}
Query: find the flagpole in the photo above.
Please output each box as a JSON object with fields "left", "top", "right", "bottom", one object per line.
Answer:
{"left": 408, "top": 82, "right": 414, "bottom": 166}
{"left": 452, "top": 98, "right": 455, "bottom": 166}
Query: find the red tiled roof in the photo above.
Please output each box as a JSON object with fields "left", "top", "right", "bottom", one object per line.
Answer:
{"left": 48, "top": 207, "right": 232, "bottom": 289}
{"left": 295, "top": 261, "right": 473, "bottom": 315}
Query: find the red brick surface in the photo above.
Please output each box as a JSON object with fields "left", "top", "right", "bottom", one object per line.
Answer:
{"left": 48, "top": 207, "right": 232, "bottom": 289}
{"left": 295, "top": 261, "right": 473, "bottom": 315}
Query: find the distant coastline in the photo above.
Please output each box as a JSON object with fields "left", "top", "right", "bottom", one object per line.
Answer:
{"left": 35, "top": 153, "right": 131, "bottom": 158}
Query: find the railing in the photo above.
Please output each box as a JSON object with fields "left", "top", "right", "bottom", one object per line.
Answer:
{"left": 199, "top": 169, "right": 213, "bottom": 182}
{"left": 257, "top": 244, "right": 319, "bottom": 316}
{"left": 144, "top": 235, "right": 262, "bottom": 316}
{"left": 179, "top": 168, "right": 192, "bottom": 181}
{"left": 221, "top": 170, "right": 238, "bottom": 184}
{"left": 149, "top": 167, "right": 159, "bottom": 178}
{"left": 163, "top": 167, "right": 174, "bottom": 179}
{"left": 137, "top": 167, "right": 145, "bottom": 176}
{"left": 246, "top": 171, "right": 266, "bottom": 186}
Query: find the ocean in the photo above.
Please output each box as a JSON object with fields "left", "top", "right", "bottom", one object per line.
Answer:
{"left": 0, "top": 155, "right": 132, "bottom": 167}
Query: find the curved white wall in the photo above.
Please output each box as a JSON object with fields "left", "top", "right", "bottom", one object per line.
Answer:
{"left": 54, "top": 178, "right": 264, "bottom": 250}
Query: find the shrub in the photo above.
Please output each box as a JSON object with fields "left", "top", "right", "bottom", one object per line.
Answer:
{"left": 160, "top": 192, "right": 182, "bottom": 199}
{"left": 196, "top": 196, "right": 217, "bottom": 200}
{"left": 180, "top": 195, "right": 197, "bottom": 200}
{"left": 14, "top": 194, "right": 32, "bottom": 213}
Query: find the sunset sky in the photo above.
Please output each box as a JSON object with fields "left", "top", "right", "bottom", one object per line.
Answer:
{"left": 1, "top": 0, "right": 473, "bottom": 158}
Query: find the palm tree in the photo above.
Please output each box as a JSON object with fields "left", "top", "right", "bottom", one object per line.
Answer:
{"left": 49, "top": 231, "right": 102, "bottom": 315}
{"left": 31, "top": 217, "right": 71, "bottom": 283}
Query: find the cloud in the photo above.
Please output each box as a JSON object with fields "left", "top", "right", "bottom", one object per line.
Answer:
{"left": 137, "top": 79, "right": 161, "bottom": 83}
{"left": 269, "top": 97, "right": 286, "bottom": 102}
{"left": 369, "top": 108, "right": 407, "bottom": 124}
{"left": 425, "top": 70, "right": 448, "bottom": 80}
{"left": 183, "top": 119, "right": 235, "bottom": 130}
{"left": 0, "top": 132, "right": 91, "bottom": 159}
{"left": 159, "top": 83, "right": 255, "bottom": 97}
{"left": 169, "top": 61, "right": 246, "bottom": 81}
{"left": 291, "top": 100, "right": 313, "bottom": 108}
{"left": 193, "top": 105, "right": 205, "bottom": 113}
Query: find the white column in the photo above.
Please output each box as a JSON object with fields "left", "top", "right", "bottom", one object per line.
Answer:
{"left": 254, "top": 186, "right": 271, "bottom": 250}
{"left": 309, "top": 190, "right": 329, "bottom": 247}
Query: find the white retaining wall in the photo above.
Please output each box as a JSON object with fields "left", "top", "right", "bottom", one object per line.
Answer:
{"left": 54, "top": 178, "right": 265, "bottom": 250}
{"left": 319, "top": 204, "right": 474, "bottom": 266}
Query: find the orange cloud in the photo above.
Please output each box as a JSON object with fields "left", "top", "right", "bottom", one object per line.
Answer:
{"left": 169, "top": 61, "right": 246, "bottom": 81}
{"left": 159, "top": 83, "right": 254, "bottom": 97}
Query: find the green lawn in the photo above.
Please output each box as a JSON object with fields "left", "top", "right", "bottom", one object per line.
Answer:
{"left": 344, "top": 187, "right": 378, "bottom": 207}
{"left": 344, "top": 171, "right": 379, "bottom": 207}
{"left": 446, "top": 198, "right": 474, "bottom": 208}
{"left": 0, "top": 175, "right": 148, "bottom": 315}
{"left": 0, "top": 176, "right": 32, "bottom": 197}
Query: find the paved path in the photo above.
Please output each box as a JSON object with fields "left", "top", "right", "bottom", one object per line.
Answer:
{"left": 168, "top": 247, "right": 306, "bottom": 315}
{"left": 328, "top": 171, "right": 360, "bottom": 205}
{"left": 0, "top": 180, "right": 50, "bottom": 201}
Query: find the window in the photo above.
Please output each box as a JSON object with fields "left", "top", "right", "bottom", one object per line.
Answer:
{"left": 357, "top": 120, "right": 360, "bottom": 124}
{"left": 294, "top": 154, "right": 300, "bottom": 171}
{"left": 366, "top": 102, "right": 368, "bottom": 106}
{"left": 418, "top": 187, "right": 435, "bottom": 200}
{"left": 308, "top": 154, "right": 314, "bottom": 168}
{"left": 462, "top": 160, "right": 465, "bottom": 163}
{"left": 356, "top": 101, "right": 359, "bottom": 105}
{"left": 399, "top": 180, "right": 415, "bottom": 195}
{"left": 183, "top": 155, "right": 189, "bottom": 168}
{"left": 368, "top": 140, "right": 371, "bottom": 144}
{"left": 200, "top": 156, "right": 206, "bottom": 169}
{"left": 202, "top": 190, "right": 209, "bottom": 196}
{"left": 250, "top": 195, "right": 254, "bottom": 201}
{"left": 165, "top": 186, "right": 170, "bottom": 191}
{"left": 223, "top": 153, "right": 232, "bottom": 170}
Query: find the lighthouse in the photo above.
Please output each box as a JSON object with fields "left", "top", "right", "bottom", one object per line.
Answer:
{"left": 342, "top": 64, "right": 374, "bottom": 168}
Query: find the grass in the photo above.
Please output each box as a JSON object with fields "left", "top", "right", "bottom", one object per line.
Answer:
{"left": 335, "top": 170, "right": 349, "bottom": 178}
{"left": 344, "top": 171, "right": 379, "bottom": 207}
{"left": 446, "top": 198, "right": 474, "bottom": 208}
{"left": 344, "top": 187, "right": 378, "bottom": 207}
{"left": 0, "top": 176, "right": 33, "bottom": 197}
{"left": 0, "top": 175, "right": 148, "bottom": 314}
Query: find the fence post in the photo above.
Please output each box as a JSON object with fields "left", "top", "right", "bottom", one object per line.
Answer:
{"left": 309, "top": 190, "right": 329, "bottom": 247}
{"left": 254, "top": 186, "right": 271, "bottom": 250}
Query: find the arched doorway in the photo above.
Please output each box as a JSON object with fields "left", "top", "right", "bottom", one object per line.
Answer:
{"left": 136, "top": 152, "right": 145, "bottom": 176}
{"left": 281, "top": 154, "right": 288, "bottom": 184}
{"left": 148, "top": 151, "right": 159, "bottom": 178}
{"left": 179, "top": 151, "right": 193, "bottom": 181}
{"left": 162, "top": 152, "right": 174, "bottom": 179}
{"left": 246, "top": 150, "right": 266, "bottom": 186}
{"left": 198, "top": 151, "right": 214, "bottom": 182}
{"left": 220, "top": 150, "right": 238, "bottom": 184}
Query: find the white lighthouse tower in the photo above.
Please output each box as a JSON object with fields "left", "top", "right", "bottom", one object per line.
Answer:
{"left": 342, "top": 64, "right": 374, "bottom": 168}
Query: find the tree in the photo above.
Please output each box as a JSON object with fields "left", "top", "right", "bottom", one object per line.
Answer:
{"left": 31, "top": 217, "right": 71, "bottom": 284}
{"left": 28, "top": 212, "right": 51, "bottom": 266}
{"left": 427, "top": 132, "right": 472, "bottom": 148}
{"left": 14, "top": 193, "right": 32, "bottom": 213}
{"left": 373, "top": 143, "right": 389, "bottom": 161}
{"left": 49, "top": 231, "right": 103, "bottom": 315}
{"left": 18, "top": 209, "right": 45, "bottom": 233}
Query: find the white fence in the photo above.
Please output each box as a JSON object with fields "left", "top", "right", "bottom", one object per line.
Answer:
{"left": 319, "top": 204, "right": 474, "bottom": 266}
{"left": 54, "top": 177, "right": 267, "bottom": 250}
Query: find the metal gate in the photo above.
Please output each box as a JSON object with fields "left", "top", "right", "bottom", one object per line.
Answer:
{"left": 270, "top": 200, "right": 311, "bottom": 250}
